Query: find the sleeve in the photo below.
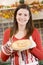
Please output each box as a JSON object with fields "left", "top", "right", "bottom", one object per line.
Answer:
{"left": 29, "top": 28, "right": 43, "bottom": 60}
{"left": 1, "top": 28, "right": 10, "bottom": 61}
{"left": 0, "top": 51, "right": 1, "bottom": 59}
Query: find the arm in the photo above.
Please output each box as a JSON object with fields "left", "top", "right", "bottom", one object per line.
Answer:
{"left": 29, "top": 28, "right": 43, "bottom": 60}
{"left": 1, "top": 28, "right": 11, "bottom": 61}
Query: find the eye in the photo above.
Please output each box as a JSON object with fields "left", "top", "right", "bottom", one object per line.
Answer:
{"left": 24, "top": 14, "right": 27, "bottom": 16}
{"left": 18, "top": 13, "right": 22, "bottom": 16}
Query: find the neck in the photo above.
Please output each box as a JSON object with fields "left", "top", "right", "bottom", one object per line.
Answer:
{"left": 18, "top": 24, "right": 26, "bottom": 32}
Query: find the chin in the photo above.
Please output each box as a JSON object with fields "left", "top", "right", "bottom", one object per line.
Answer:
{"left": 20, "top": 23, "right": 26, "bottom": 26}
{"left": 19, "top": 22, "right": 27, "bottom": 25}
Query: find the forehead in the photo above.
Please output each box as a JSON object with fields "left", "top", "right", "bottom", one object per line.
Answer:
{"left": 17, "top": 8, "right": 29, "bottom": 14}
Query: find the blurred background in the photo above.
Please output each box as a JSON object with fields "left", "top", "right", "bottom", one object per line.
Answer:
{"left": 0, "top": 0, "right": 43, "bottom": 65}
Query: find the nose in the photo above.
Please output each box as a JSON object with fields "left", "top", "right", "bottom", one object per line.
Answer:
{"left": 21, "top": 14, "right": 25, "bottom": 19}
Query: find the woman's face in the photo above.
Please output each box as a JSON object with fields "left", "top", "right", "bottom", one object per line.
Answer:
{"left": 16, "top": 9, "right": 29, "bottom": 25}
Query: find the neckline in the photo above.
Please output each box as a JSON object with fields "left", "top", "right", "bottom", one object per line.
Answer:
{"left": 14, "top": 35, "right": 26, "bottom": 40}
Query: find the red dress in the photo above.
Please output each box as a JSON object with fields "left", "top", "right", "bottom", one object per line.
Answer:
{"left": 1, "top": 28, "right": 43, "bottom": 65}
{"left": 0, "top": 51, "right": 1, "bottom": 59}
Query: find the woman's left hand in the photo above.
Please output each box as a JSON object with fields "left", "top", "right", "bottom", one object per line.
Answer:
{"left": 29, "top": 36, "right": 36, "bottom": 49}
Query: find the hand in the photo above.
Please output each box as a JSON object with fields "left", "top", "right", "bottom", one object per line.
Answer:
{"left": 29, "top": 36, "right": 36, "bottom": 48}
{"left": 2, "top": 36, "right": 14, "bottom": 55}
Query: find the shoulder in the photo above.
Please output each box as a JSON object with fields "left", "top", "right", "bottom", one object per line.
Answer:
{"left": 4, "top": 28, "right": 11, "bottom": 35}
{"left": 32, "top": 28, "right": 40, "bottom": 35}
{"left": 3, "top": 28, "right": 11, "bottom": 38}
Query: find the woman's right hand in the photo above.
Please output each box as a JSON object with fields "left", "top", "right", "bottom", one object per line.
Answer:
{"left": 1, "top": 37, "right": 14, "bottom": 55}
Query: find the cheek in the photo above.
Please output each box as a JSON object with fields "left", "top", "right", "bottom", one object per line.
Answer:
{"left": 16, "top": 15, "right": 20, "bottom": 19}
{"left": 16, "top": 16, "right": 20, "bottom": 22}
{"left": 25, "top": 15, "right": 29, "bottom": 20}
{"left": 27, "top": 16, "right": 30, "bottom": 20}
{"left": 25, "top": 17, "right": 29, "bottom": 21}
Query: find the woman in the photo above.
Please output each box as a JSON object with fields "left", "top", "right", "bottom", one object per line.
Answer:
{"left": 1, "top": 4, "right": 43, "bottom": 65}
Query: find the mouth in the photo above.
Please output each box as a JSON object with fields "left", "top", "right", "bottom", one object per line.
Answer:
{"left": 19, "top": 19, "right": 27, "bottom": 22}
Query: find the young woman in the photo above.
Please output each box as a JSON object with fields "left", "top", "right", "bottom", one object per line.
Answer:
{"left": 1, "top": 4, "right": 43, "bottom": 65}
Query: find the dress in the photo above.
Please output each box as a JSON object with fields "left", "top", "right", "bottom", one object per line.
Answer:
{"left": 1, "top": 28, "right": 43, "bottom": 65}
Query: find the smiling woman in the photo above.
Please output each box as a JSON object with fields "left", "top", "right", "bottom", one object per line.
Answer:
{"left": 1, "top": 4, "right": 43, "bottom": 65}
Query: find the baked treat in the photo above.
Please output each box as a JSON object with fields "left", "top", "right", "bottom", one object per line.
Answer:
{"left": 11, "top": 39, "right": 32, "bottom": 51}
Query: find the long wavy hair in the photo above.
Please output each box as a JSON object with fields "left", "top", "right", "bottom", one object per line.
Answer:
{"left": 10, "top": 4, "right": 34, "bottom": 38}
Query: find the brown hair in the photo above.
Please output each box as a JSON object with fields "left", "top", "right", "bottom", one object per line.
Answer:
{"left": 10, "top": 4, "right": 34, "bottom": 38}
